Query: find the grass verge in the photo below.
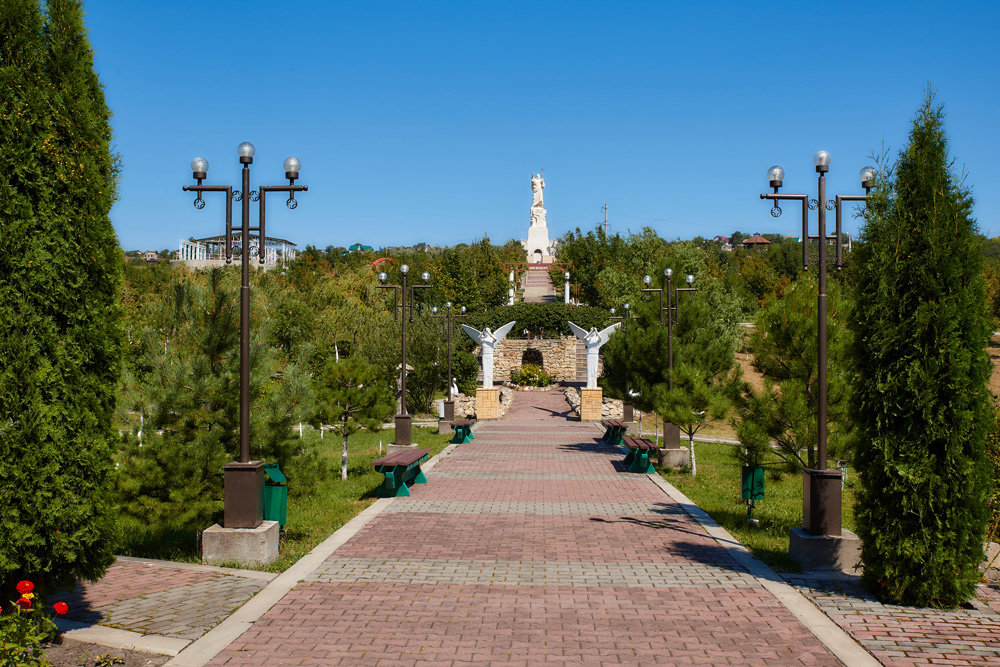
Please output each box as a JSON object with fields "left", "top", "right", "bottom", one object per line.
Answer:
{"left": 659, "top": 439, "right": 857, "bottom": 572}
{"left": 115, "top": 426, "right": 453, "bottom": 571}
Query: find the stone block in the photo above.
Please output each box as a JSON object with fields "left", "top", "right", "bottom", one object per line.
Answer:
{"left": 202, "top": 521, "right": 279, "bottom": 568}
{"left": 438, "top": 419, "right": 452, "bottom": 435}
{"left": 477, "top": 388, "right": 500, "bottom": 419}
{"left": 788, "top": 527, "right": 861, "bottom": 572}
{"left": 658, "top": 446, "right": 689, "bottom": 469}
{"left": 387, "top": 443, "right": 421, "bottom": 455}
{"left": 580, "top": 387, "right": 603, "bottom": 421}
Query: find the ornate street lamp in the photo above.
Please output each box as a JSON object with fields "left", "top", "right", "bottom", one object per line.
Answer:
{"left": 431, "top": 302, "right": 468, "bottom": 422}
{"left": 377, "top": 266, "right": 431, "bottom": 447}
{"left": 759, "top": 151, "right": 873, "bottom": 539}
{"left": 640, "top": 269, "right": 697, "bottom": 391}
{"left": 183, "top": 143, "right": 306, "bottom": 529}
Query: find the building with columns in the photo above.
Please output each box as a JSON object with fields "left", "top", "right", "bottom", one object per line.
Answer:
{"left": 175, "top": 233, "right": 297, "bottom": 270}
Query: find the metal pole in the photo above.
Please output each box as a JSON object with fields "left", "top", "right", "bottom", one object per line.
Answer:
{"left": 400, "top": 272, "right": 408, "bottom": 417}
{"left": 239, "top": 163, "right": 250, "bottom": 464}
{"left": 816, "top": 172, "right": 828, "bottom": 470}
{"left": 667, "top": 273, "right": 674, "bottom": 391}
{"left": 447, "top": 307, "right": 453, "bottom": 393}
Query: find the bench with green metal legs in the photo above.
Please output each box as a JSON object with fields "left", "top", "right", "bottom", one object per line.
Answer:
{"left": 450, "top": 419, "right": 475, "bottom": 444}
{"left": 622, "top": 435, "right": 659, "bottom": 474}
{"left": 371, "top": 448, "right": 430, "bottom": 497}
{"left": 601, "top": 419, "right": 627, "bottom": 446}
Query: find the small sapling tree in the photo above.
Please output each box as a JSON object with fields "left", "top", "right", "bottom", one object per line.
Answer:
{"left": 313, "top": 356, "right": 394, "bottom": 479}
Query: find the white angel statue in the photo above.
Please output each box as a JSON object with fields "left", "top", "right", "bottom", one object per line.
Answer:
{"left": 460, "top": 321, "right": 517, "bottom": 389}
{"left": 568, "top": 321, "right": 621, "bottom": 389}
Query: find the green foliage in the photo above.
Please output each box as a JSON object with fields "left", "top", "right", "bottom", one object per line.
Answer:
{"left": 114, "top": 269, "right": 319, "bottom": 541}
{"left": 509, "top": 364, "right": 552, "bottom": 387}
{"left": 734, "top": 276, "right": 853, "bottom": 470}
{"left": 602, "top": 277, "right": 740, "bottom": 474}
{"left": 850, "top": 92, "right": 992, "bottom": 607}
{"left": 312, "top": 356, "right": 393, "bottom": 480}
{"left": 0, "top": 595, "right": 56, "bottom": 666}
{"left": 0, "top": 0, "right": 121, "bottom": 591}
{"left": 466, "top": 302, "right": 612, "bottom": 339}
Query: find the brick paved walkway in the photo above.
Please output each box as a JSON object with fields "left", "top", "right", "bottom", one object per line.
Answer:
{"left": 207, "top": 390, "right": 841, "bottom": 666}
{"left": 59, "top": 558, "right": 271, "bottom": 643}
{"left": 787, "top": 574, "right": 1000, "bottom": 666}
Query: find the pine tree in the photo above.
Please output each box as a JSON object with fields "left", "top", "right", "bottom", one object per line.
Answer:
{"left": 0, "top": 0, "right": 122, "bottom": 589}
{"left": 313, "top": 357, "right": 394, "bottom": 480}
{"left": 735, "top": 276, "right": 853, "bottom": 471}
{"left": 851, "top": 92, "right": 992, "bottom": 607}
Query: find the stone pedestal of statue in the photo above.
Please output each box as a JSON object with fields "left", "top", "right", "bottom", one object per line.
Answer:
{"left": 580, "top": 387, "right": 603, "bottom": 421}
{"left": 476, "top": 388, "right": 500, "bottom": 420}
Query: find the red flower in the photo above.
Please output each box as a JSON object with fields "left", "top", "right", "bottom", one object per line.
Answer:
{"left": 16, "top": 597, "right": 32, "bottom": 609}
{"left": 15, "top": 580, "right": 34, "bottom": 595}
{"left": 53, "top": 601, "right": 69, "bottom": 615}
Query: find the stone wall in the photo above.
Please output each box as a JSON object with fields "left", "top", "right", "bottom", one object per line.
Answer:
{"left": 473, "top": 336, "right": 603, "bottom": 383}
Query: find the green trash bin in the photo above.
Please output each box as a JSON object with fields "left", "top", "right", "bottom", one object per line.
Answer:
{"left": 741, "top": 465, "right": 765, "bottom": 501}
{"left": 262, "top": 464, "right": 287, "bottom": 527}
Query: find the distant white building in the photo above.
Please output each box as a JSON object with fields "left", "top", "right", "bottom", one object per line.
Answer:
{"left": 142, "top": 250, "right": 159, "bottom": 263}
{"left": 175, "top": 233, "right": 297, "bottom": 270}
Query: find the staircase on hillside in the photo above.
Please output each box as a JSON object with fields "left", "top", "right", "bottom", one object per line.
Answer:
{"left": 521, "top": 270, "right": 558, "bottom": 303}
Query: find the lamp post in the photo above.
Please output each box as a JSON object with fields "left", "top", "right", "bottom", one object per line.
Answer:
{"left": 760, "top": 151, "right": 873, "bottom": 538}
{"left": 183, "top": 143, "right": 306, "bottom": 529}
{"left": 377, "top": 266, "right": 431, "bottom": 447}
{"left": 564, "top": 271, "right": 571, "bottom": 304}
{"left": 431, "top": 302, "right": 467, "bottom": 422}
{"left": 640, "top": 269, "right": 697, "bottom": 391}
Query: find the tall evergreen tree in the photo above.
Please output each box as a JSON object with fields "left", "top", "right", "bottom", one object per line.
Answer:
{"left": 850, "top": 92, "right": 992, "bottom": 607}
{"left": 0, "top": 0, "right": 122, "bottom": 589}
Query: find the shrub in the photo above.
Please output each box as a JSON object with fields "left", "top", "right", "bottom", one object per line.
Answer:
{"left": 1, "top": 0, "right": 122, "bottom": 591}
{"left": 509, "top": 364, "right": 552, "bottom": 387}
{"left": 850, "top": 92, "right": 992, "bottom": 607}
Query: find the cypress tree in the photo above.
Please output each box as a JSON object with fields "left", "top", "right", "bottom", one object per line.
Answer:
{"left": 850, "top": 92, "right": 991, "bottom": 607}
{"left": 0, "top": 0, "right": 122, "bottom": 589}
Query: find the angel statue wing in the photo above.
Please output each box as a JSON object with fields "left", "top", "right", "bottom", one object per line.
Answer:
{"left": 460, "top": 324, "right": 484, "bottom": 344}
{"left": 491, "top": 321, "right": 517, "bottom": 343}
{"left": 596, "top": 322, "right": 621, "bottom": 346}
{"left": 567, "top": 321, "right": 589, "bottom": 341}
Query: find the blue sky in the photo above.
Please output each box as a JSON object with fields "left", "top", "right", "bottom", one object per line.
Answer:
{"left": 83, "top": 1, "right": 1000, "bottom": 251}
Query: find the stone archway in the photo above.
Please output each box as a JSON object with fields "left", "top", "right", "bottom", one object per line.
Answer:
{"left": 533, "top": 249, "right": 543, "bottom": 263}
{"left": 522, "top": 348, "right": 543, "bottom": 367}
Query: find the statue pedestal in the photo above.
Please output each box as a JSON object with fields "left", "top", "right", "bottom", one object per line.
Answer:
{"left": 580, "top": 387, "right": 603, "bottom": 421}
{"left": 476, "top": 388, "right": 500, "bottom": 420}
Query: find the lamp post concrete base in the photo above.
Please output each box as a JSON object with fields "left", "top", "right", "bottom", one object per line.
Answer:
{"left": 476, "top": 388, "right": 500, "bottom": 419}
{"left": 579, "top": 387, "right": 603, "bottom": 421}
{"left": 439, "top": 399, "right": 456, "bottom": 433}
{"left": 789, "top": 527, "right": 861, "bottom": 572}
{"left": 223, "top": 461, "right": 266, "bottom": 529}
{"left": 388, "top": 415, "right": 420, "bottom": 453}
{"left": 202, "top": 520, "right": 279, "bottom": 567}
{"left": 658, "top": 446, "right": 689, "bottom": 469}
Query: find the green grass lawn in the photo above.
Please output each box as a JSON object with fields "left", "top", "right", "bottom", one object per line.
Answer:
{"left": 115, "top": 426, "right": 453, "bottom": 571}
{"left": 660, "top": 439, "right": 858, "bottom": 572}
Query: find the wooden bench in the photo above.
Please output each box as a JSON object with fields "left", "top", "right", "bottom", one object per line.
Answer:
{"left": 622, "top": 436, "right": 659, "bottom": 474}
{"left": 601, "top": 419, "right": 627, "bottom": 446}
{"left": 371, "top": 448, "right": 431, "bottom": 497}
{"left": 450, "top": 419, "right": 476, "bottom": 444}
